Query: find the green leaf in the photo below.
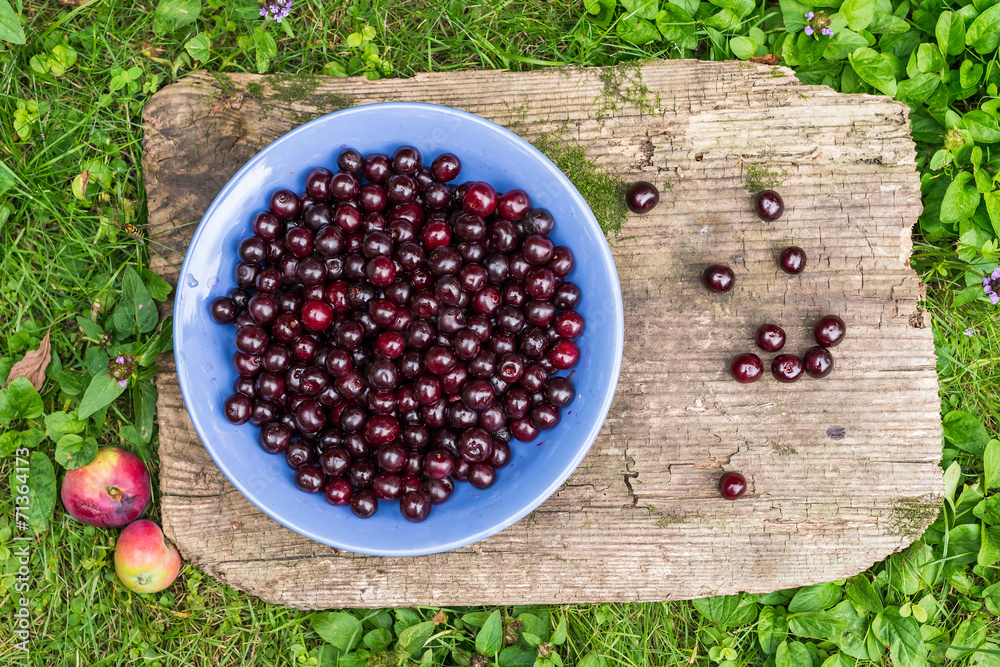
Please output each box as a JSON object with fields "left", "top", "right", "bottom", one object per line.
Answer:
{"left": 77, "top": 372, "right": 127, "bottom": 420}
{"left": 825, "top": 29, "right": 870, "bottom": 61}
{"left": 841, "top": 0, "right": 876, "bottom": 31}
{"left": 788, "top": 582, "right": 842, "bottom": 612}
{"left": 871, "top": 608, "right": 926, "bottom": 667}
{"left": 849, "top": 47, "right": 897, "bottom": 96}
{"left": 3, "top": 377, "right": 44, "bottom": 420}
{"left": 692, "top": 593, "right": 757, "bottom": 628}
{"left": 895, "top": 72, "right": 939, "bottom": 106}
{"left": 866, "top": 12, "right": 909, "bottom": 34}
{"left": 945, "top": 616, "right": 986, "bottom": 659}
{"left": 184, "top": 33, "right": 211, "bottom": 62}
{"left": 943, "top": 409, "right": 990, "bottom": 456}
{"left": 941, "top": 173, "right": 982, "bottom": 225}
{"left": 964, "top": 111, "right": 1000, "bottom": 143}
{"left": 54, "top": 434, "right": 98, "bottom": 470}
{"left": 758, "top": 606, "right": 788, "bottom": 655}
{"left": 44, "top": 411, "right": 87, "bottom": 443}
{"left": 75, "top": 315, "right": 105, "bottom": 341}
{"left": 986, "top": 192, "right": 1000, "bottom": 238}
{"left": 775, "top": 640, "right": 813, "bottom": 667}
{"left": 363, "top": 628, "right": 392, "bottom": 653}
{"left": 253, "top": 25, "right": 277, "bottom": 74}
{"left": 730, "top": 36, "right": 757, "bottom": 59}
{"left": 311, "top": 612, "right": 362, "bottom": 652}
{"left": 0, "top": 431, "right": 20, "bottom": 456}
{"left": 967, "top": 4, "right": 1000, "bottom": 55}
{"left": 155, "top": 0, "right": 201, "bottom": 31}
{"left": 550, "top": 615, "right": 567, "bottom": 645}
{"left": 986, "top": 440, "right": 1000, "bottom": 490}
{"left": 518, "top": 613, "right": 548, "bottom": 641}
{"left": 399, "top": 620, "right": 435, "bottom": 657}
{"left": 710, "top": 0, "right": 753, "bottom": 17}
{"left": 27, "top": 452, "right": 56, "bottom": 533}
{"left": 577, "top": 652, "right": 609, "bottom": 667}
{"left": 788, "top": 611, "right": 848, "bottom": 643}
{"left": 820, "top": 653, "right": 855, "bottom": 667}
{"left": 113, "top": 267, "right": 158, "bottom": 336}
{"left": 935, "top": 11, "right": 966, "bottom": 56}
{"left": 476, "top": 610, "right": 503, "bottom": 655}
{"left": 0, "top": 0, "right": 26, "bottom": 45}
{"left": 132, "top": 380, "right": 157, "bottom": 444}
{"left": 621, "top": 0, "right": 659, "bottom": 20}
{"left": 655, "top": 5, "right": 696, "bottom": 43}
{"left": 462, "top": 611, "right": 493, "bottom": 628}
{"left": 943, "top": 460, "right": 962, "bottom": 506}
{"left": 979, "top": 523, "right": 1000, "bottom": 566}
{"left": 615, "top": 15, "right": 659, "bottom": 44}
{"left": 500, "top": 646, "right": 539, "bottom": 667}
{"left": 845, "top": 574, "right": 883, "bottom": 614}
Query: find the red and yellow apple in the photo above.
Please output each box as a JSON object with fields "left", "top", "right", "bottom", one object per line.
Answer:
{"left": 60, "top": 446, "right": 151, "bottom": 527}
{"left": 114, "top": 519, "right": 181, "bottom": 594}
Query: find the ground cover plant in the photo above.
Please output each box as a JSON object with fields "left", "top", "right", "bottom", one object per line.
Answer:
{"left": 1, "top": 0, "right": 1000, "bottom": 664}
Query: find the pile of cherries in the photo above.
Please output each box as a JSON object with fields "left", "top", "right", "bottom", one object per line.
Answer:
{"left": 209, "top": 146, "right": 584, "bottom": 522}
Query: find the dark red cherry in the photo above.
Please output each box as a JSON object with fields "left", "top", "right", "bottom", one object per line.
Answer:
{"left": 223, "top": 393, "right": 252, "bottom": 424}
{"left": 294, "top": 465, "right": 324, "bottom": 493}
{"left": 626, "top": 181, "right": 659, "bottom": 214}
{"left": 431, "top": 153, "right": 461, "bottom": 182}
{"left": 814, "top": 315, "right": 846, "bottom": 348}
{"left": 305, "top": 167, "right": 333, "bottom": 202}
{"left": 337, "top": 148, "right": 363, "bottom": 174}
{"left": 269, "top": 188, "right": 300, "bottom": 220}
{"left": 497, "top": 189, "right": 532, "bottom": 221}
{"left": 720, "top": 472, "right": 747, "bottom": 499}
{"left": 553, "top": 282, "right": 580, "bottom": 310}
{"left": 771, "top": 354, "right": 804, "bottom": 383}
{"left": 548, "top": 340, "right": 579, "bottom": 370}
{"left": 463, "top": 181, "right": 498, "bottom": 217}
{"left": 400, "top": 490, "right": 431, "bottom": 522}
{"left": 330, "top": 172, "right": 360, "bottom": 201}
{"left": 755, "top": 324, "right": 785, "bottom": 352}
{"left": 803, "top": 346, "right": 834, "bottom": 378}
{"left": 301, "top": 300, "right": 333, "bottom": 331}
{"left": 363, "top": 153, "right": 391, "bottom": 183}
{"left": 779, "top": 246, "right": 806, "bottom": 274}
{"left": 323, "top": 478, "right": 353, "bottom": 506}
{"left": 703, "top": 265, "right": 734, "bottom": 293}
{"left": 252, "top": 211, "right": 282, "bottom": 240}
{"left": 258, "top": 422, "right": 291, "bottom": 454}
{"left": 351, "top": 490, "right": 378, "bottom": 518}
{"left": 210, "top": 297, "right": 236, "bottom": 324}
{"left": 467, "top": 463, "right": 497, "bottom": 489}
{"left": 755, "top": 190, "right": 784, "bottom": 221}
{"left": 523, "top": 208, "right": 554, "bottom": 236}
{"left": 730, "top": 353, "right": 764, "bottom": 383}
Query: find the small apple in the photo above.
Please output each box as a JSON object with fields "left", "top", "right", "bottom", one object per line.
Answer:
{"left": 114, "top": 519, "right": 181, "bottom": 594}
{"left": 60, "top": 446, "right": 151, "bottom": 527}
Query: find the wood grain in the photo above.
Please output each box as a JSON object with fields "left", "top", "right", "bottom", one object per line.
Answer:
{"left": 143, "top": 61, "right": 942, "bottom": 609}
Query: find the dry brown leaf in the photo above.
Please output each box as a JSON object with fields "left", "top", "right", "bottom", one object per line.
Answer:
{"left": 57, "top": 0, "right": 86, "bottom": 4}
{"left": 431, "top": 610, "right": 446, "bottom": 625}
{"left": 7, "top": 331, "right": 51, "bottom": 391}
{"left": 749, "top": 54, "right": 780, "bottom": 65}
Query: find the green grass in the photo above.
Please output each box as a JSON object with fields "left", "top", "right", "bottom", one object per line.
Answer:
{"left": 2, "top": 0, "right": 999, "bottom": 665}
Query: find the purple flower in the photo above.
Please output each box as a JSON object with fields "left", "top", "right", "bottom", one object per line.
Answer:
{"left": 985, "top": 271, "right": 1000, "bottom": 304}
{"left": 116, "top": 355, "right": 125, "bottom": 364}
{"left": 260, "top": 0, "right": 293, "bottom": 22}
{"left": 965, "top": 329, "right": 975, "bottom": 337}
{"left": 804, "top": 10, "right": 833, "bottom": 38}
{"left": 118, "top": 379, "right": 128, "bottom": 388}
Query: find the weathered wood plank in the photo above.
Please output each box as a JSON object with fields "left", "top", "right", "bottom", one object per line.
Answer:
{"left": 143, "top": 61, "right": 942, "bottom": 609}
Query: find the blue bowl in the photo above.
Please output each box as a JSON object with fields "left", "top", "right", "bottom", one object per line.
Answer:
{"left": 173, "top": 103, "right": 624, "bottom": 556}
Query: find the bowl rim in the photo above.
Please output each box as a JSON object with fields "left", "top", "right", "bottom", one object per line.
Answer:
{"left": 174, "top": 101, "right": 625, "bottom": 556}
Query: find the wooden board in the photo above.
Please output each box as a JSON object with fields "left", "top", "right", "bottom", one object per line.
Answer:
{"left": 143, "top": 61, "right": 943, "bottom": 609}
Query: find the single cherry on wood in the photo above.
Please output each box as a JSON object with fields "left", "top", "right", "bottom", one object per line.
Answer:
{"left": 754, "top": 190, "right": 784, "bottom": 222}
{"left": 814, "top": 315, "right": 846, "bottom": 348}
{"left": 703, "top": 265, "right": 735, "bottom": 293}
{"left": 626, "top": 181, "right": 659, "bottom": 214}
{"left": 719, "top": 472, "right": 747, "bottom": 500}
